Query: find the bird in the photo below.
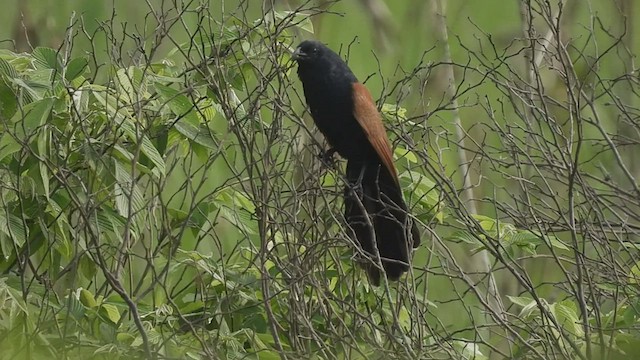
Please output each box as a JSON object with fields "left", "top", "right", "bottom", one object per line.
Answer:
{"left": 292, "top": 40, "right": 420, "bottom": 285}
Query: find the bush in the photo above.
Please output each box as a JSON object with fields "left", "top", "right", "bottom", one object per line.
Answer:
{"left": 1, "top": 1, "right": 640, "bottom": 359}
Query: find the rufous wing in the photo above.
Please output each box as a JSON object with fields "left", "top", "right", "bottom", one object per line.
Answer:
{"left": 351, "top": 82, "right": 398, "bottom": 183}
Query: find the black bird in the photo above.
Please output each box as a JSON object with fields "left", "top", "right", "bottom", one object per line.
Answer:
{"left": 292, "top": 40, "right": 420, "bottom": 285}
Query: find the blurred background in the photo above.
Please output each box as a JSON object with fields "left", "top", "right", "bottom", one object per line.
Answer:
{"left": 2, "top": 0, "right": 639, "bottom": 358}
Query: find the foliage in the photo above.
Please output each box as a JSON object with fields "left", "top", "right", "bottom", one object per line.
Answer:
{"left": 0, "top": 7, "right": 441, "bottom": 359}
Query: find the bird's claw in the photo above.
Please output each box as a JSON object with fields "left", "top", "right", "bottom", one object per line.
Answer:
{"left": 318, "top": 148, "right": 337, "bottom": 167}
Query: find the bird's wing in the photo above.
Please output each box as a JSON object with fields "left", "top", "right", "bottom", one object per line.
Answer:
{"left": 351, "top": 82, "right": 398, "bottom": 183}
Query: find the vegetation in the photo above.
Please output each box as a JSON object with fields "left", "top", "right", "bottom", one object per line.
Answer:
{"left": 0, "top": 0, "right": 639, "bottom": 359}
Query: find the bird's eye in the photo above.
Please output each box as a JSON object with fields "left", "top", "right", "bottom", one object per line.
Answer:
{"left": 312, "top": 47, "right": 318, "bottom": 54}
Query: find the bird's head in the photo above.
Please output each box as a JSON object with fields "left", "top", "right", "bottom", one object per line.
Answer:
{"left": 292, "top": 40, "right": 358, "bottom": 87}
{"left": 292, "top": 40, "right": 330, "bottom": 65}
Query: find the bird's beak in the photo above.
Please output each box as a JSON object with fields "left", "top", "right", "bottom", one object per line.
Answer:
{"left": 292, "top": 47, "right": 306, "bottom": 60}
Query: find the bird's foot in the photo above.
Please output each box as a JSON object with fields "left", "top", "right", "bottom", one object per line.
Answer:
{"left": 344, "top": 181, "right": 364, "bottom": 198}
{"left": 318, "top": 148, "right": 337, "bottom": 167}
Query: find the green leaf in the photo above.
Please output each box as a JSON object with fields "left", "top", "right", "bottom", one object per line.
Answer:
{"left": 382, "top": 103, "right": 408, "bottom": 121}
{"left": 0, "top": 132, "right": 22, "bottom": 163}
{"left": 96, "top": 208, "right": 130, "bottom": 244}
{"left": 471, "top": 214, "right": 495, "bottom": 223}
{"left": 515, "top": 230, "right": 569, "bottom": 251}
{"left": 394, "top": 146, "right": 417, "bottom": 163}
{"left": 504, "top": 231, "right": 539, "bottom": 255}
{"left": 0, "top": 81, "right": 18, "bottom": 119}
{"left": 520, "top": 301, "right": 540, "bottom": 318}
{"left": 0, "top": 278, "right": 29, "bottom": 313}
{"left": 79, "top": 254, "right": 97, "bottom": 281}
{"left": 113, "top": 160, "right": 145, "bottom": 220}
{"left": 139, "top": 133, "right": 166, "bottom": 176}
{"left": 10, "top": 77, "right": 39, "bottom": 102}
{"left": 447, "top": 230, "right": 482, "bottom": 245}
{"left": 200, "top": 98, "right": 218, "bottom": 122}
{"left": 272, "top": 11, "right": 314, "bottom": 33}
{"left": 116, "top": 332, "right": 136, "bottom": 345}
{"left": 321, "top": 172, "right": 337, "bottom": 187}
{"left": 65, "top": 57, "right": 88, "bottom": 81}
{"left": 399, "top": 170, "right": 444, "bottom": 222}
{"left": 213, "top": 188, "right": 257, "bottom": 235}
{"left": 0, "top": 229, "right": 11, "bottom": 260}
{"left": 546, "top": 235, "right": 570, "bottom": 250}
{"left": 615, "top": 333, "right": 640, "bottom": 359}
{"left": 507, "top": 295, "right": 534, "bottom": 307}
{"left": 15, "top": 97, "right": 55, "bottom": 135}
{"left": 1, "top": 98, "right": 56, "bottom": 201}
{"left": 0, "top": 57, "right": 19, "bottom": 78}
{"left": 100, "top": 303, "right": 121, "bottom": 324}
{"left": 115, "top": 67, "right": 146, "bottom": 104}
{"left": 508, "top": 231, "right": 540, "bottom": 246}
{"left": 453, "top": 340, "right": 487, "bottom": 360}
{"left": 52, "top": 219, "right": 72, "bottom": 258}
{"left": 32, "top": 47, "right": 61, "bottom": 71}
{"left": 623, "top": 304, "right": 638, "bottom": 326}
{"left": 155, "top": 83, "right": 200, "bottom": 124}
{"left": 231, "top": 190, "right": 256, "bottom": 214}
{"left": 630, "top": 262, "right": 640, "bottom": 284}
{"left": 173, "top": 121, "right": 218, "bottom": 149}
{"left": 179, "top": 301, "right": 205, "bottom": 314}
{"left": 471, "top": 214, "right": 498, "bottom": 233}
{"left": 93, "top": 92, "right": 165, "bottom": 176}
{"left": 156, "top": 83, "right": 219, "bottom": 149}
{"left": 621, "top": 242, "right": 640, "bottom": 250}
{"left": 398, "top": 307, "right": 410, "bottom": 328}
{"left": 37, "top": 127, "right": 50, "bottom": 199}
{"left": 0, "top": 213, "right": 28, "bottom": 247}
{"left": 552, "top": 300, "right": 584, "bottom": 337}
{"left": 254, "top": 350, "right": 281, "bottom": 360}
{"left": 68, "top": 293, "right": 86, "bottom": 320}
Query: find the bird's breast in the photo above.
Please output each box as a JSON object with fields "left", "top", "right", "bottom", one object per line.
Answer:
{"left": 304, "top": 90, "right": 376, "bottom": 161}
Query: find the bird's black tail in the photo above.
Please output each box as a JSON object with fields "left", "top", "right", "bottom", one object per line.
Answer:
{"left": 344, "top": 161, "right": 420, "bottom": 285}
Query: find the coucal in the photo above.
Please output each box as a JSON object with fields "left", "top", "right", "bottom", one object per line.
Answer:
{"left": 293, "top": 40, "right": 420, "bottom": 285}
